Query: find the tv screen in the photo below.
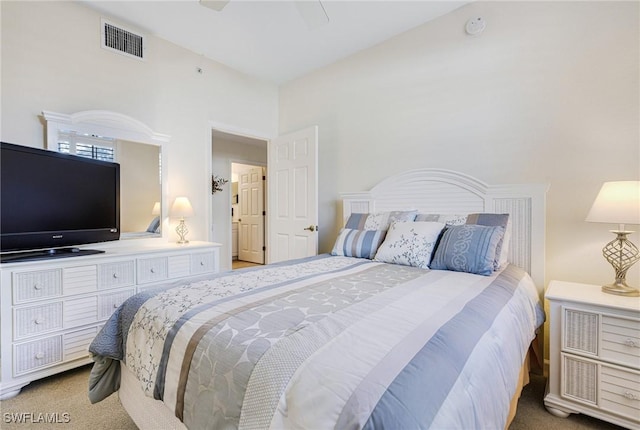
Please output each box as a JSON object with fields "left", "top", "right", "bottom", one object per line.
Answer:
{"left": 1, "top": 142, "right": 120, "bottom": 256}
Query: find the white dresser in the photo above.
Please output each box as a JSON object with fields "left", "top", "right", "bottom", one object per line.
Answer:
{"left": 544, "top": 280, "right": 640, "bottom": 429}
{"left": 0, "top": 241, "right": 220, "bottom": 400}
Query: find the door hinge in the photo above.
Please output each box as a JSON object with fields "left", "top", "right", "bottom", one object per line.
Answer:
{"left": 262, "top": 246, "right": 266, "bottom": 251}
{"left": 263, "top": 175, "right": 266, "bottom": 181}
{"left": 262, "top": 210, "right": 266, "bottom": 216}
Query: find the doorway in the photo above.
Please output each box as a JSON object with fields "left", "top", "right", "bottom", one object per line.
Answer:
{"left": 231, "top": 162, "right": 265, "bottom": 268}
{"left": 210, "top": 128, "right": 267, "bottom": 272}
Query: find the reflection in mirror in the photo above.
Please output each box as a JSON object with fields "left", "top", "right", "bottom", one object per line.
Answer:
{"left": 118, "top": 139, "right": 161, "bottom": 235}
{"left": 43, "top": 110, "right": 169, "bottom": 240}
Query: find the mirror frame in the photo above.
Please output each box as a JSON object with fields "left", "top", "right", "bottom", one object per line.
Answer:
{"left": 42, "top": 110, "right": 170, "bottom": 240}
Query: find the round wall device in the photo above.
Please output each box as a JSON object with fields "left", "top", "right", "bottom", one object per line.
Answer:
{"left": 465, "top": 17, "right": 486, "bottom": 36}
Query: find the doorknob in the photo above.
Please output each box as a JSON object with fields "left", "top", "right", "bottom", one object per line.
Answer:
{"left": 304, "top": 225, "right": 317, "bottom": 232}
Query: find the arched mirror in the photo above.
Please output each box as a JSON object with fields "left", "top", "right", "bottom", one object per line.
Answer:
{"left": 42, "top": 110, "right": 169, "bottom": 239}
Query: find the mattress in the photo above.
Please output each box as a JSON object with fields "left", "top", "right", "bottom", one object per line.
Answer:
{"left": 89, "top": 255, "right": 544, "bottom": 429}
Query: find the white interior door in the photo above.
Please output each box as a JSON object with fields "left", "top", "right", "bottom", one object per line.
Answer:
{"left": 268, "top": 126, "right": 318, "bottom": 264}
{"left": 238, "top": 166, "right": 265, "bottom": 264}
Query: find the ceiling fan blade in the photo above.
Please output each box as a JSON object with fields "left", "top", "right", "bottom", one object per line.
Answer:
{"left": 295, "top": 0, "right": 329, "bottom": 29}
{"left": 200, "top": 0, "right": 230, "bottom": 12}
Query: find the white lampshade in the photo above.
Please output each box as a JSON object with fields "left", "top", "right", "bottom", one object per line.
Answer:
{"left": 151, "top": 201, "right": 161, "bottom": 216}
{"left": 586, "top": 181, "right": 640, "bottom": 225}
{"left": 170, "top": 197, "right": 194, "bottom": 218}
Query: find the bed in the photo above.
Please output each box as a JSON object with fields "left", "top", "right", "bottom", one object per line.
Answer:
{"left": 89, "top": 168, "right": 548, "bottom": 430}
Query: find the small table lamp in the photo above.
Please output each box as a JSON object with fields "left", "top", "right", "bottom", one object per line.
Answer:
{"left": 170, "top": 197, "right": 194, "bottom": 244}
{"left": 585, "top": 181, "right": 640, "bottom": 296}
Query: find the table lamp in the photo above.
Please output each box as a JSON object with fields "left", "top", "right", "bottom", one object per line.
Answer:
{"left": 170, "top": 197, "right": 194, "bottom": 244}
{"left": 585, "top": 181, "right": 640, "bottom": 296}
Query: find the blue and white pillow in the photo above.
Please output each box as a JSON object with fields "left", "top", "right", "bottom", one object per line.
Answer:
{"left": 331, "top": 228, "right": 387, "bottom": 259}
{"left": 430, "top": 224, "right": 505, "bottom": 276}
{"left": 345, "top": 211, "right": 417, "bottom": 231}
{"left": 415, "top": 213, "right": 468, "bottom": 226}
{"left": 465, "top": 213, "right": 510, "bottom": 270}
{"left": 373, "top": 221, "right": 445, "bottom": 269}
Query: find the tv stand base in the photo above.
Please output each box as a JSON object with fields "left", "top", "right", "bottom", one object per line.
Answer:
{"left": 0, "top": 248, "right": 105, "bottom": 263}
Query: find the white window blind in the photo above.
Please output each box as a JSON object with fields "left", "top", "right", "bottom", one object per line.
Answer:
{"left": 57, "top": 131, "right": 116, "bottom": 162}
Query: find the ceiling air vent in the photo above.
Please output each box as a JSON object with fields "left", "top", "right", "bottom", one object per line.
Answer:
{"left": 101, "top": 19, "right": 145, "bottom": 60}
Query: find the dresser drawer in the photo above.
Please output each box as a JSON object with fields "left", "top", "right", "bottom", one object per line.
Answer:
{"left": 12, "top": 269, "right": 62, "bottom": 304}
{"left": 14, "top": 302, "right": 64, "bottom": 340}
{"left": 168, "top": 255, "right": 191, "bottom": 279}
{"left": 191, "top": 251, "right": 215, "bottom": 274}
{"left": 98, "top": 289, "right": 135, "bottom": 320}
{"left": 63, "top": 265, "right": 97, "bottom": 295}
{"left": 137, "top": 257, "right": 168, "bottom": 284}
{"left": 98, "top": 260, "right": 135, "bottom": 290}
{"left": 13, "top": 336, "right": 63, "bottom": 376}
{"left": 601, "top": 315, "right": 640, "bottom": 369}
{"left": 64, "top": 326, "right": 99, "bottom": 361}
{"left": 600, "top": 364, "right": 640, "bottom": 422}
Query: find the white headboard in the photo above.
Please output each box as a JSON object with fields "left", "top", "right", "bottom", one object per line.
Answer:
{"left": 340, "top": 169, "right": 549, "bottom": 293}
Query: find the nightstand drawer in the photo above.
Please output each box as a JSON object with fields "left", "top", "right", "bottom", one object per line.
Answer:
{"left": 562, "top": 353, "right": 598, "bottom": 405}
{"left": 601, "top": 315, "right": 640, "bottom": 369}
{"left": 563, "top": 308, "right": 599, "bottom": 356}
{"left": 600, "top": 364, "right": 640, "bottom": 422}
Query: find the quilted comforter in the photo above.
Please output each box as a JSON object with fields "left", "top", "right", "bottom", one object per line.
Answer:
{"left": 89, "top": 255, "right": 544, "bottom": 429}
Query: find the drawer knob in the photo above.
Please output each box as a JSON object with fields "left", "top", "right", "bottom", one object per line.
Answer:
{"left": 113, "top": 303, "right": 119, "bottom": 309}
{"left": 200, "top": 261, "right": 205, "bottom": 266}
{"left": 150, "top": 268, "right": 155, "bottom": 274}
{"left": 112, "top": 273, "right": 119, "bottom": 279}
{"left": 623, "top": 391, "right": 639, "bottom": 401}
{"left": 35, "top": 352, "right": 45, "bottom": 360}
{"left": 624, "top": 339, "right": 639, "bottom": 348}
{"left": 33, "top": 284, "right": 42, "bottom": 291}
{"left": 34, "top": 318, "right": 44, "bottom": 325}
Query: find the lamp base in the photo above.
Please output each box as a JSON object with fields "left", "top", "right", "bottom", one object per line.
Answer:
{"left": 175, "top": 218, "right": 189, "bottom": 245}
{"left": 602, "top": 282, "right": 640, "bottom": 297}
{"left": 600, "top": 230, "right": 640, "bottom": 297}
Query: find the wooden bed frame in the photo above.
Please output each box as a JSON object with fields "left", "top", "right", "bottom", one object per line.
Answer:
{"left": 117, "top": 168, "right": 549, "bottom": 430}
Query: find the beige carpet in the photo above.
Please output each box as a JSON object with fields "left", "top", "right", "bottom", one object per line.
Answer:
{"left": 0, "top": 366, "right": 627, "bottom": 430}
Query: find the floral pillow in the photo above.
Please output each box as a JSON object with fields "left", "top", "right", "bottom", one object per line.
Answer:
{"left": 331, "top": 228, "right": 386, "bottom": 259}
{"left": 374, "top": 221, "right": 445, "bottom": 269}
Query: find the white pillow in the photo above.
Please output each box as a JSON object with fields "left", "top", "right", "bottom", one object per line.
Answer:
{"left": 374, "top": 221, "right": 445, "bottom": 269}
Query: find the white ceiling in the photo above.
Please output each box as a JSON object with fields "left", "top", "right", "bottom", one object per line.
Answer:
{"left": 81, "top": 0, "right": 469, "bottom": 85}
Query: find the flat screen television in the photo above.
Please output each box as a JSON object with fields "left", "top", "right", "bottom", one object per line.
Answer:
{"left": 1, "top": 142, "right": 120, "bottom": 262}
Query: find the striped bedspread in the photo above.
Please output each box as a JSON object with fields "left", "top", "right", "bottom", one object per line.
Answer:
{"left": 89, "top": 255, "right": 544, "bottom": 430}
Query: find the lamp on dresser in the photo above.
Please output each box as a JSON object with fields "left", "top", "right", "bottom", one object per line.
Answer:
{"left": 170, "top": 196, "right": 194, "bottom": 244}
{"left": 586, "top": 181, "right": 640, "bottom": 296}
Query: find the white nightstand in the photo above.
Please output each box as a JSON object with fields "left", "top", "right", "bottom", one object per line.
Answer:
{"left": 544, "top": 280, "right": 640, "bottom": 429}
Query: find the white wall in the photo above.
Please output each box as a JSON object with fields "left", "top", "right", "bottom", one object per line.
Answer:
{"left": 1, "top": 1, "right": 278, "bottom": 243}
{"left": 279, "top": 1, "right": 640, "bottom": 288}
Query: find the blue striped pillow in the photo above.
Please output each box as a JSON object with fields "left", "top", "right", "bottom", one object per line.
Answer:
{"left": 331, "top": 228, "right": 387, "bottom": 259}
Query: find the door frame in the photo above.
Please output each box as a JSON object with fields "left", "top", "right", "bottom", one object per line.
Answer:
{"left": 207, "top": 121, "right": 270, "bottom": 271}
